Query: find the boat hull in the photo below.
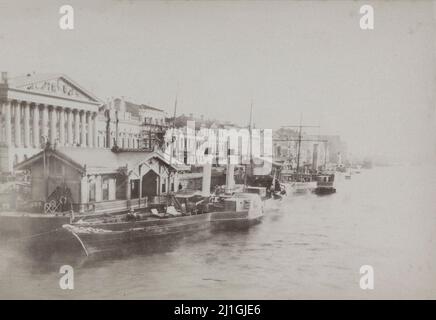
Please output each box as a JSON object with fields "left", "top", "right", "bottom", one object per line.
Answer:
{"left": 64, "top": 213, "right": 212, "bottom": 256}
{"left": 0, "top": 212, "right": 70, "bottom": 238}
{"left": 288, "top": 181, "right": 317, "bottom": 194}
{"left": 313, "top": 187, "right": 336, "bottom": 195}
{"left": 210, "top": 210, "right": 263, "bottom": 230}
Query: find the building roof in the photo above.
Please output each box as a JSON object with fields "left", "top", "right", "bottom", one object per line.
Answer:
{"left": 113, "top": 98, "right": 165, "bottom": 117}
{"left": 7, "top": 73, "right": 102, "bottom": 103}
{"left": 14, "top": 146, "right": 179, "bottom": 175}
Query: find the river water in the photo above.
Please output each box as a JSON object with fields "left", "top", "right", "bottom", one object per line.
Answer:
{"left": 1, "top": 165, "right": 436, "bottom": 299}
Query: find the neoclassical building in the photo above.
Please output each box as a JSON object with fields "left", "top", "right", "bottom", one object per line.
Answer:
{"left": 0, "top": 72, "right": 169, "bottom": 173}
{"left": 0, "top": 72, "right": 102, "bottom": 172}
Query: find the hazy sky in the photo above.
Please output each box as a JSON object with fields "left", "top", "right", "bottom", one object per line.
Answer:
{"left": 0, "top": 0, "right": 435, "bottom": 161}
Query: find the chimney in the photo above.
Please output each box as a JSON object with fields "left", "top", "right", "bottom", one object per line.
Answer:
{"left": 1, "top": 72, "right": 8, "bottom": 85}
{"left": 120, "top": 96, "right": 126, "bottom": 112}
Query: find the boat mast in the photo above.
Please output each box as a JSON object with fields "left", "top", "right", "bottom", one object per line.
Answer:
{"left": 169, "top": 92, "right": 178, "bottom": 167}
{"left": 244, "top": 101, "right": 253, "bottom": 186}
{"left": 323, "top": 141, "right": 328, "bottom": 168}
{"left": 295, "top": 115, "right": 302, "bottom": 174}
{"left": 275, "top": 121, "right": 323, "bottom": 175}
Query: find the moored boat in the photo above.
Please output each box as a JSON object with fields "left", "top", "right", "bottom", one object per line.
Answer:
{"left": 209, "top": 193, "right": 264, "bottom": 230}
{"left": 280, "top": 171, "right": 317, "bottom": 194}
{"left": 63, "top": 210, "right": 212, "bottom": 256}
{"left": 62, "top": 192, "right": 264, "bottom": 256}
{"left": 313, "top": 173, "right": 336, "bottom": 195}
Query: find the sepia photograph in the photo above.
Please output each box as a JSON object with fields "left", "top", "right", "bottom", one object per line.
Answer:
{"left": 0, "top": 0, "right": 435, "bottom": 305}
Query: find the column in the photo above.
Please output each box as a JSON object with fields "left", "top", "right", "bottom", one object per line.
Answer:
{"left": 106, "top": 115, "right": 113, "bottom": 149}
{"left": 5, "top": 101, "right": 11, "bottom": 146}
{"left": 14, "top": 102, "right": 21, "bottom": 147}
{"left": 92, "top": 113, "right": 98, "bottom": 148}
{"left": 81, "top": 111, "right": 86, "bottom": 147}
{"left": 87, "top": 112, "right": 93, "bottom": 148}
{"left": 108, "top": 178, "right": 116, "bottom": 200}
{"left": 49, "top": 106, "right": 57, "bottom": 145}
{"left": 74, "top": 110, "right": 80, "bottom": 146}
{"left": 32, "top": 105, "right": 40, "bottom": 148}
{"left": 59, "top": 108, "right": 65, "bottom": 146}
{"left": 23, "top": 102, "right": 30, "bottom": 148}
{"left": 41, "top": 105, "right": 49, "bottom": 143}
{"left": 67, "top": 109, "right": 73, "bottom": 146}
{"left": 115, "top": 113, "right": 121, "bottom": 147}
{"left": 95, "top": 175, "right": 102, "bottom": 202}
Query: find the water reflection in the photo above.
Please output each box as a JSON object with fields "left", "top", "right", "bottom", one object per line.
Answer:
{"left": 1, "top": 165, "right": 436, "bottom": 299}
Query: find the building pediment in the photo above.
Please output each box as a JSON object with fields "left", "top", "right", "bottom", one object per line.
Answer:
{"left": 9, "top": 73, "right": 101, "bottom": 103}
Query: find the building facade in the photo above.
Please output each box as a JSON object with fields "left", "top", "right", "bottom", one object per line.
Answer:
{"left": 15, "top": 146, "right": 179, "bottom": 214}
{"left": 98, "top": 97, "right": 168, "bottom": 150}
{"left": 272, "top": 127, "right": 347, "bottom": 170}
{"left": 0, "top": 73, "right": 169, "bottom": 173}
{"left": 0, "top": 72, "right": 102, "bottom": 172}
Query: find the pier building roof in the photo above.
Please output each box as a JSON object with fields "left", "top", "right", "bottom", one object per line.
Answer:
{"left": 14, "top": 146, "right": 179, "bottom": 175}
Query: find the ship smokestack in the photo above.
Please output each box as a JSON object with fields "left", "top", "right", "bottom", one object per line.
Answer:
{"left": 337, "top": 152, "right": 342, "bottom": 165}
{"left": 226, "top": 163, "right": 235, "bottom": 193}
{"left": 201, "top": 148, "right": 212, "bottom": 197}
{"left": 1, "top": 72, "right": 8, "bottom": 85}
{"left": 225, "top": 144, "right": 235, "bottom": 193}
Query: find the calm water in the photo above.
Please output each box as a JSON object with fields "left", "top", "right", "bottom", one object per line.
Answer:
{"left": 1, "top": 165, "right": 436, "bottom": 299}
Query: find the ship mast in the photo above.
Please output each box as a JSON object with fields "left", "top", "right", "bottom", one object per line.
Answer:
{"left": 169, "top": 92, "right": 178, "bottom": 167}
{"left": 278, "top": 120, "right": 323, "bottom": 173}
{"left": 244, "top": 101, "right": 254, "bottom": 186}
{"left": 296, "top": 115, "right": 302, "bottom": 174}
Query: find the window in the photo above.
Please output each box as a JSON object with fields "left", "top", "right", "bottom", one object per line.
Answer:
{"left": 162, "top": 181, "right": 166, "bottom": 193}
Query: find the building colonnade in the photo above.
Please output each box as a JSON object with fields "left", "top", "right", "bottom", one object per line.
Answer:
{"left": 1, "top": 100, "right": 98, "bottom": 149}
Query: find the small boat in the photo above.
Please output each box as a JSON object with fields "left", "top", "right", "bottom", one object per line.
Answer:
{"left": 313, "top": 173, "right": 336, "bottom": 195}
{"left": 209, "top": 193, "right": 264, "bottom": 230}
{"left": 336, "top": 164, "right": 346, "bottom": 173}
{"left": 62, "top": 193, "right": 264, "bottom": 256}
{"left": 290, "top": 179, "right": 317, "bottom": 194}
{"left": 280, "top": 172, "right": 317, "bottom": 194}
